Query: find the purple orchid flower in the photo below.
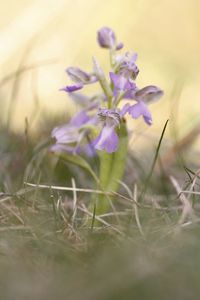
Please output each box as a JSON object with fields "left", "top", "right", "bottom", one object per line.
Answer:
{"left": 60, "top": 67, "right": 97, "bottom": 93}
{"left": 121, "top": 85, "right": 164, "bottom": 125}
{"left": 109, "top": 72, "right": 137, "bottom": 103}
{"left": 110, "top": 72, "right": 136, "bottom": 96}
{"left": 93, "top": 108, "right": 120, "bottom": 153}
{"left": 51, "top": 111, "right": 89, "bottom": 145}
{"left": 121, "top": 101, "right": 152, "bottom": 125}
{"left": 97, "top": 27, "right": 123, "bottom": 50}
{"left": 109, "top": 53, "right": 138, "bottom": 97}
{"left": 51, "top": 110, "right": 97, "bottom": 155}
{"left": 94, "top": 125, "right": 119, "bottom": 153}
{"left": 115, "top": 52, "right": 139, "bottom": 80}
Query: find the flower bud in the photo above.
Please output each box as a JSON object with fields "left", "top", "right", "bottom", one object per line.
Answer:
{"left": 116, "top": 52, "right": 139, "bottom": 80}
{"left": 97, "top": 27, "right": 123, "bottom": 51}
{"left": 97, "top": 27, "right": 116, "bottom": 49}
{"left": 66, "top": 67, "right": 97, "bottom": 84}
{"left": 67, "top": 67, "right": 89, "bottom": 82}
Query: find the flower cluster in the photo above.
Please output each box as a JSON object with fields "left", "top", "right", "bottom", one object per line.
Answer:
{"left": 51, "top": 27, "right": 163, "bottom": 154}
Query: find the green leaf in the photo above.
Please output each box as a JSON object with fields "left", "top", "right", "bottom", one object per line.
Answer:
{"left": 56, "top": 152, "right": 99, "bottom": 184}
{"left": 139, "top": 119, "right": 169, "bottom": 201}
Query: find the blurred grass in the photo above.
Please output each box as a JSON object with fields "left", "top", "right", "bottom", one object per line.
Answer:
{"left": 1, "top": 174, "right": 200, "bottom": 299}
{"left": 0, "top": 118, "right": 200, "bottom": 298}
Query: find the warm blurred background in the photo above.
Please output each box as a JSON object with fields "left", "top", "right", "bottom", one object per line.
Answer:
{"left": 0, "top": 0, "right": 200, "bottom": 154}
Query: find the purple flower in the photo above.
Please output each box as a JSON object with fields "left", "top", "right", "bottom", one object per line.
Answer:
{"left": 129, "top": 102, "right": 152, "bottom": 125}
{"left": 51, "top": 111, "right": 89, "bottom": 145}
{"left": 94, "top": 125, "right": 119, "bottom": 153}
{"left": 121, "top": 86, "right": 163, "bottom": 125}
{"left": 97, "top": 108, "right": 120, "bottom": 126}
{"left": 120, "top": 101, "right": 152, "bottom": 125}
{"left": 97, "top": 27, "right": 123, "bottom": 50}
{"left": 70, "top": 110, "right": 91, "bottom": 126}
{"left": 60, "top": 67, "right": 97, "bottom": 94}
{"left": 51, "top": 111, "right": 96, "bottom": 155}
{"left": 115, "top": 52, "right": 139, "bottom": 80}
{"left": 93, "top": 108, "right": 121, "bottom": 153}
{"left": 110, "top": 72, "right": 136, "bottom": 100}
{"left": 109, "top": 54, "right": 138, "bottom": 98}
{"left": 110, "top": 72, "right": 136, "bottom": 94}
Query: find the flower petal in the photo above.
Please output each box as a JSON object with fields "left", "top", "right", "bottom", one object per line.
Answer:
{"left": 135, "top": 85, "right": 164, "bottom": 103}
{"left": 116, "top": 52, "right": 139, "bottom": 80}
{"left": 70, "top": 111, "right": 90, "bottom": 127}
{"left": 66, "top": 67, "right": 97, "bottom": 84}
{"left": 52, "top": 125, "right": 79, "bottom": 144}
{"left": 110, "top": 73, "right": 136, "bottom": 94}
{"left": 120, "top": 103, "right": 130, "bottom": 117}
{"left": 128, "top": 101, "right": 152, "bottom": 125}
{"left": 94, "top": 125, "right": 119, "bottom": 153}
{"left": 97, "top": 108, "right": 121, "bottom": 126}
{"left": 60, "top": 83, "right": 83, "bottom": 93}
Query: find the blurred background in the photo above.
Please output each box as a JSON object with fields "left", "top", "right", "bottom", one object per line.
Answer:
{"left": 0, "top": 0, "right": 200, "bottom": 154}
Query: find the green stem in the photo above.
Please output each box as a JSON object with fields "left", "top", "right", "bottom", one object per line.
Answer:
{"left": 99, "top": 151, "right": 113, "bottom": 189}
{"left": 109, "top": 48, "right": 116, "bottom": 69}
{"left": 107, "top": 122, "right": 128, "bottom": 192}
{"left": 96, "top": 122, "right": 128, "bottom": 215}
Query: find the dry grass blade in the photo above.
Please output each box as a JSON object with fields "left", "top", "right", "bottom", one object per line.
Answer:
{"left": 71, "top": 178, "right": 78, "bottom": 225}
{"left": 170, "top": 176, "right": 194, "bottom": 225}
{"left": 25, "top": 182, "right": 113, "bottom": 195}
{"left": 0, "top": 187, "right": 35, "bottom": 204}
{"left": 181, "top": 191, "right": 200, "bottom": 196}
{"left": 0, "top": 225, "right": 31, "bottom": 232}
{"left": 78, "top": 204, "right": 124, "bottom": 236}
{"left": 133, "top": 184, "right": 145, "bottom": 237}
{"left": 1, "top": 203, "right": 24, "bottom": 225}
{"left": 117, "top": 180, "right": 144, "bottom": 237}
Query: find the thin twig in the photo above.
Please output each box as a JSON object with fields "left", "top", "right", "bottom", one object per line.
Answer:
{"left": 71, "top": 178, "right": 78, "bottom": 226}
{"left": 170, "top": 176, "right": 194, "bottom": 225}
{"left": 133, "top": 184, "right": 145, "bottom": 237}
{"left": 0, "top": 187, "right": 34, "bottom": 204}
{"left": 25, "top": 182, "right": 113, "bottom": 195}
